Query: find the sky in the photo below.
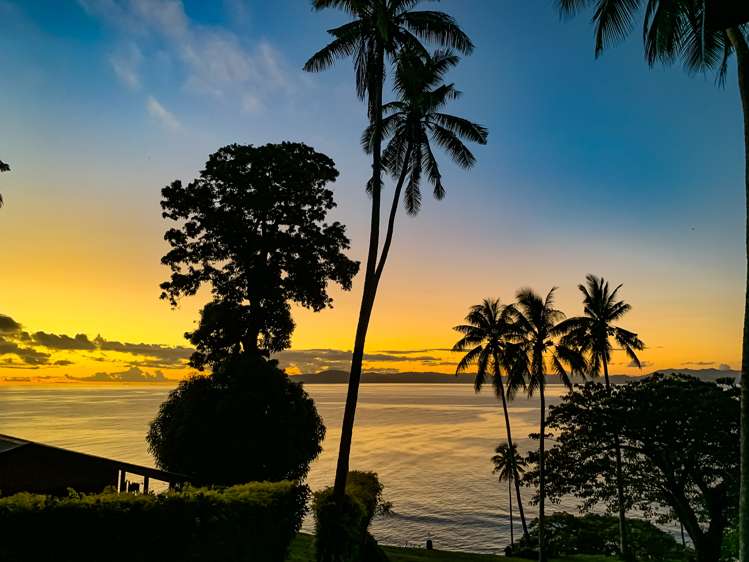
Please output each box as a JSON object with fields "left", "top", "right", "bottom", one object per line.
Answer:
{"left": 0, "top": 0, "right": 745, "bottom": 382}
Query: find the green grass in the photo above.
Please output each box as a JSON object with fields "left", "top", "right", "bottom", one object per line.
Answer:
{"left": 287, "top": 533, "right": 615, "bottom": 562}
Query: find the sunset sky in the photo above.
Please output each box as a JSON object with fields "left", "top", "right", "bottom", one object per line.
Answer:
{"left": 0, "top": 0, "right": 745, "bottom": 382}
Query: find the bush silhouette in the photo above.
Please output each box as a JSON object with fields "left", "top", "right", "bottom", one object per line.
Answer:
{"left": 147, "top": 355, "right": 325, "bottom": 485}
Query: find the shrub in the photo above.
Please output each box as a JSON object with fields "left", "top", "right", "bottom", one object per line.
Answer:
{"left": 313, "top": 471, "right": 389, "bottom": 562}
{"left": 147, "top": 355, "right": 325, "bottom": 485}
{"left": 0, "top": 481, "right": 309, "bottom": 562}
{"left": 509, "top": 512, "right": 692, "bottom": 561}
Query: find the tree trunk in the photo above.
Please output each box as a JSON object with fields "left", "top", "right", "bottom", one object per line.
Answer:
{"left": 538, "top": 380, "right": 546, "bottom": 562}
{"left": 509, "top": 477, "right": 514, "bottom": 547}
{"left": 333, "top": 47, "right": 385, "bottom": 501}
{"left": 374, "top": 144, "right": 412, "bottom": 282}
{"left": 493, "top": 354, "right": 530, "bottom": 540}
{"left": 727, "top": 26, "right": 749, "bottom": 562}
{"left": 603, "top": 357, "right": 630, "bottom": 561}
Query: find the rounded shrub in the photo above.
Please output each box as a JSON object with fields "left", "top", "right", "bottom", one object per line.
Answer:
{"left": 147, "top": 355, "right": 325, "bottom": 485}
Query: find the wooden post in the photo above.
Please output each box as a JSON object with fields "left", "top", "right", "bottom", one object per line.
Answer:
{"left": 143, "top": 476, "right": 149, "bottom": 494}
{"left": 119, "top": 469, "right": 126, "bottom": 493}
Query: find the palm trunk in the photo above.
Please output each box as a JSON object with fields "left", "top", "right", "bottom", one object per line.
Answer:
{"left": 727, "top": 27, "right": 749, "bottom": 562}
{"left": 509, "top": 477, "right": 514, "bottom": 547}
{"left": 493, "top": 354, "right": 530, "bottom": 540}
{"left": 333, "top": 47, "right": 385, "bottom": 501}
{"left": 538, "top": 378, "right": 546, "bottom": 562}
{"left": 603, "top": 357, "right": 629, "bottom": 560}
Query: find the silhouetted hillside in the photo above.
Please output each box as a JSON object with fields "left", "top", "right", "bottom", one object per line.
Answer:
{"left": 292, "top": 367, "right": 741, "bottom": 384}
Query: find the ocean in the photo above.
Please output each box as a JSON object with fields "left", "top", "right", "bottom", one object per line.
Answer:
{"left": 0, "top": 383, "right": 580, "bottom": 554}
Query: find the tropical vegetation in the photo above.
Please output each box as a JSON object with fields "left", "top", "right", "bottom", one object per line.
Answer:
{"left": 525, "top": 374, "right": 739, "bottom": 562}
{"left": 147, "top": 355, "right": 325, "bottom": 486}
{"left": 558, "top": 275, "right": 644, "bottom": 559}
{"left": 555, "top": 1, "right": 749, "bottom": 556}
{"left": 491, "top": 442, "right": 527, "bottom": 549}
{"left": 159, "top": 142, "right": 358, "bottom": 368}
{"left": 304, "top": 0, "right": 480, "bottom": 506}
{"left": 453, "top": 299, "right": 529, "bottom": 540}
{"left": 0, "top": 481, "right": 308, "bottom": 562}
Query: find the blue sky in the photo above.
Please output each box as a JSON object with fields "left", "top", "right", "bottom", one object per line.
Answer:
{"left": 0, "top": 0, "right": 745, "bottom": 378}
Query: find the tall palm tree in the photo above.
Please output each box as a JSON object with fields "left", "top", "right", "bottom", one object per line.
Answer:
{"left": 558, "top": 274, "right": 644, "bottom": 560}
{"left": 512, "top": 288, "right": 586, "bottom": 562}
{"left": 452, "top": 298, "right": 529, "bottom": 540}
{"left": 305, "top": 0, "right": 474, "bottom": 501}
{"left": 0, "top": 160, "right": 8, "bottom": 208}
{"left": 491, "top": 442, "right": 527, "bottom": 549}
{"left": 363, "top": 47, "right": 488, "bottom": 278}
{"left": 554, "top": 1, "right": 749, "bottom": 555}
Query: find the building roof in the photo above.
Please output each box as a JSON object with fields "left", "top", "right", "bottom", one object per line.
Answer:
{"left": 0, "top": 434, "right": 187, "bottom": 484}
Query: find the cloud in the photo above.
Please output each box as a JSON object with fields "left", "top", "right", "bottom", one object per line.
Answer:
{"left": 94, "top": 335, "right": 192, "bottom": 365}
{"left": 67, "top": 366, "right": 170, "bottom": 383}
{"left": 0, "top": 312, "right": 192, "bottom": 370}
{"left": 275, "top": 348, "right": 444, "bottom": 374}
{"left": 146, "top": 95, "right": 181, "bottom": 130}
{"left": 32, "top": 332, "right": 96, "bottom": 350}
{"left": 79, "top": 0, "right": 293, "bottom": 112}
{"left": 629, "top": 359, "right": 653, "bottom": 368}
{"left": 682, "top": 360, "right": 715, "bottom": 366}
{"left": 0, "top": 314, "right": 21, "bottom": 334}
{"left": 109, "top": 42, "right": 142, "bottom": 89}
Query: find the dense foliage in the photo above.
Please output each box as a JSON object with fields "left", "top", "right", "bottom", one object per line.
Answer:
{"left": 147, "top": 356, "right": 325, "bottom": 485}
{"left": 508, "top": 513, "right": 691, "bottom": 561}
{"left": 313, "top": 471, "right": 389, "bottom": 562}
{"left": 0, "top": 481, "right": 308, "bottom": 562}
{"left": 160, "top": 142, "right": 358, "bottom": 368}
{"left": 524, "top": 374, "right": 739, "bottom": 562}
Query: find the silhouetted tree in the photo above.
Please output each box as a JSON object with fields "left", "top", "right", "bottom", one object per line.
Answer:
{"left": 511, "top": 288, "right": 586, "bottom": 562}
{"left": 0, "top": 159, "right": 9, "bottom": 208}
{"left": 554, "top": 1, "right": 749, "bottom": 555}
{"left": 305, "top": 0, "right": 475, "bottom": 502}
{"left": 147, "top": 355, "right": 325, "bottom": 485}
{"left": 492, "top": 442, "right": 527, "bottom": 548}
{"left": 525, "top": 375, "right": 739, "bottom": 562}
{"left": 453, "top": 298, "right": 529, "bottom": 540}
{"left": 160, "top": 142, "right": 358, "bottom": 369}
{"left": 557, "top": 275, "right": 644, "bottom": 559}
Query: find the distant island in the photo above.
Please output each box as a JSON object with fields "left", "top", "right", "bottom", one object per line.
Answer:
{"left": 291, "top": 367, "right": 740, "bottom": 384}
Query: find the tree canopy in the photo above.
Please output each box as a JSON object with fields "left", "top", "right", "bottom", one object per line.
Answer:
{"left": 160, "top": 142, "right": 359, "bottom": 368}
{"left": 524, "top": 374, "right": 739, "bottom": 562}
{"left": 147, "top": 356, "right": 325, "bottom": 485}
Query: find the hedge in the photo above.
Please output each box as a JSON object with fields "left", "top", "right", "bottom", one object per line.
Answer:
{"left": 313, "top": 472, "right": 388, "bottom": 562}
{"left": 0, "top": 481, "right": 309, "bottom": 562}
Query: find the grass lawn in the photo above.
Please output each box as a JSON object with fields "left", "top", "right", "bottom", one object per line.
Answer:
{"left": 287, "top": 533, "right": 615, "bottom": 562}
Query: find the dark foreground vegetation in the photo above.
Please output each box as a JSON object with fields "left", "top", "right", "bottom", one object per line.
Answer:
{"left": 287, "top": 534, "right": 616, "bottom": 562}
{"left": 0, "top": 481, "right": 307, "bottom": 562}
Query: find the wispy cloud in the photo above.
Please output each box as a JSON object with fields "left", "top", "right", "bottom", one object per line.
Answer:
{"left": 67, "top": 366, "right": 170, "bottom": 383}
{"left": 79, "top": 0, "right": 294, "bottom": 114}
{"left": 146, "top": 95, "right": 181, "bottom": 130}
{"left": 109, "top": 42, "right": 142, "bottom": 89}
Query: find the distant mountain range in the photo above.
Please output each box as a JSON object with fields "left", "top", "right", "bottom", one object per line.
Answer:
{"left": 291, "top": 367, "right": 740, "bottom": 384}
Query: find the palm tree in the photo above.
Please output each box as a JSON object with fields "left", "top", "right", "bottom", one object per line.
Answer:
{"left": 0, "top": 159, "right": 8, "bottom": 208}
{"left": 452, "top": 298, "right": 529, "bottom": 540}
{"left": 305, "top": 0, "right": 474, "bottom": 501}
{"left": 364, "top": 48, "right": 487, "bottom": 225}
{"left": 554, "top": 1, "right": 749, "bottom": 555}
{"left": 491, "top": 442, "right": 527, "bottom": 549}
{"left": 558, "top": 274, "right": 644, "bottom": 559}
{"left": 512, "top": 287, "right": 586, "bottom": 562}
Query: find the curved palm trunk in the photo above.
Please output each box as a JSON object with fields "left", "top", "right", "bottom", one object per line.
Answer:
{"left": 603, "top": 357, "right": 630, "bottom": 561}
{"left": 727, "top": 27, "right": 749, "bottom": 562}
{"left": 493, "top": 355, "right": 530, "bottom": 540}
{"left": 537, "top": 379, "right": 546, "bottom": 562}
{"left": 333, "top": 47, "right": 386, "bottom": 500}
{"left": 509, "top": 477, "right": 514, "bottom": 547}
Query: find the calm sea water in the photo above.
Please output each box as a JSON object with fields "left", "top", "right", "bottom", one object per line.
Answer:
{"left": 0, "top": 383, "right": 578, "bottom": 554}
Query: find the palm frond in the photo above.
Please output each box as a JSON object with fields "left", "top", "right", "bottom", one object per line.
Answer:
{"left": 399, "top": 10, "right": 475, "bottom": 54}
